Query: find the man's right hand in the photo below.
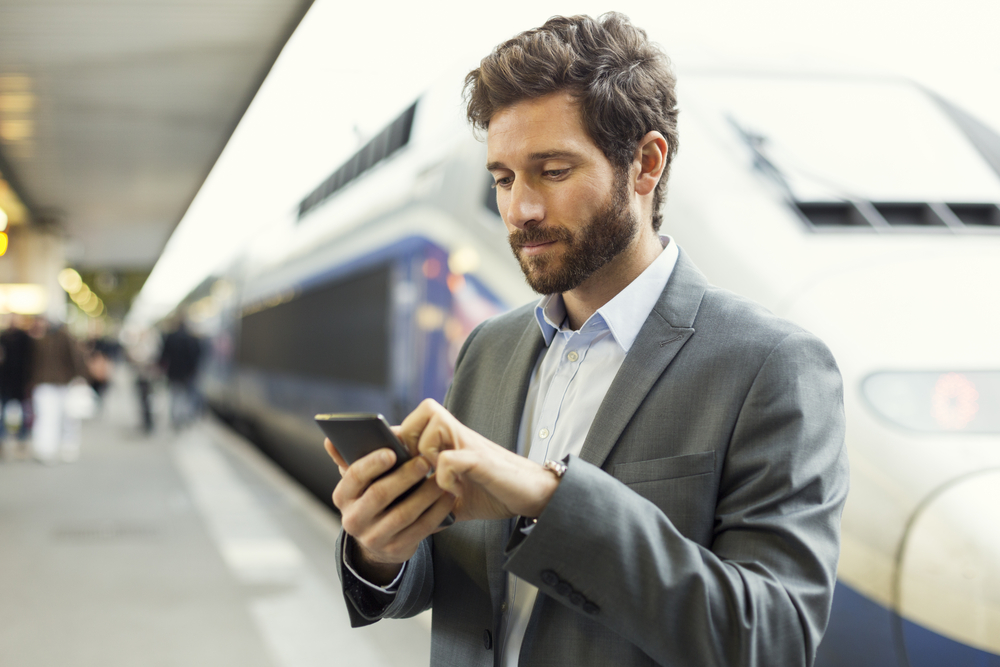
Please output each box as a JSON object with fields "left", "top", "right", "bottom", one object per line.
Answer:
{"left": 325, "top": 438, "right": 455, "bottom": 586}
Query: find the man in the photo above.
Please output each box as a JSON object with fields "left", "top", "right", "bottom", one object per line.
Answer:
{"left": 328, "top": 13, "right": 848, "bottom": 667}
{"left": 158, "top": 316, "right": 203, "bottom": 429}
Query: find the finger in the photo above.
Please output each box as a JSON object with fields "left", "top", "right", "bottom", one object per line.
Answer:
{"left": 416, "top": 412, "right": 461, "bottom": 468}
{"left": 349, "top": 473, "right": 446, "bottom": 556}
{"left": 359, "top": 454, "right": 432, "bottom": 517}
{"left": 334, "top": 447, "right": 398, "bottom": 508}
{"left": 396, "top": 398, "right": 443, "bottom": 455}
{"left": 324, "top": 439, "right": 349, "bottom": 472}
{"left": 434, "top": 447, "right": 481, "bottom": 495}
{"left": 393, "top": 491, "right": 457, "bottom": 545}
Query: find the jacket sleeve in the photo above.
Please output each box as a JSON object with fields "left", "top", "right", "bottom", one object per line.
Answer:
{"left": 335, "top": 320, "right": 491, "bottom": 627}
{"left": 502, "top": 331, "right": 849, "bottom": 666}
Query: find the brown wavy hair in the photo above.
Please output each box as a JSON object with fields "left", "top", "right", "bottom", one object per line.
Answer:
{"left": 464, "top": 12, "right": 679, "bottom": 231}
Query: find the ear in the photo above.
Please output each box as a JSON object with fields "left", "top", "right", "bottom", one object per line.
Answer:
{"left": 633, "top": 131, "right": 668, "bottom": 196}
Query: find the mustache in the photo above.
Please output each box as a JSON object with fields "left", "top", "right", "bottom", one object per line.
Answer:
{"left": 508, "top": 226, "right": 573, "bottom": 248}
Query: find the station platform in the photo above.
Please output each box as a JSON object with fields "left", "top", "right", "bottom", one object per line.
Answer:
{"left": 0, "top": 371, "right": 430, "bottom": 667}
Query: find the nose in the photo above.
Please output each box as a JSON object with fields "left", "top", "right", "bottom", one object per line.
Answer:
{"left": 502, "top": 179, "right": 545, "bottom": 230}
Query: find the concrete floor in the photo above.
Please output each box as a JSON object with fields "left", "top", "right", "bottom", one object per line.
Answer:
{"left": 0, "top": 370, "right": 431, "bottom": 667}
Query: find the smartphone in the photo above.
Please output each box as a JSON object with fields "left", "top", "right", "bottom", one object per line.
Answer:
{"left": 316, "top": 412, "right": 454, "bottom": 527}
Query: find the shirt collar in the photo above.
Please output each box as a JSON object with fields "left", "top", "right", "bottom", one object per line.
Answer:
{"left": 533, "top": 235, "right": 679, "bottom": 351}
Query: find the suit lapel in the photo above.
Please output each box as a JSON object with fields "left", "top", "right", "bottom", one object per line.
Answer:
{"left": 488, "top": 316, "right": 546, "bottom": 452}
{"left": 580, "top": 250, "right": 708, "bottom": 469}
{"left": 485, "top": 314, "right": 545, "bottom": 613}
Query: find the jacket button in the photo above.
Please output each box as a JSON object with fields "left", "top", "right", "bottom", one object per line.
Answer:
{"left": 583, "top": 601, "right": 600, "bottom": 615}
{"left": 555, "top": 581, "right": 572, "bottom": 597}
{"left": 540, "top": 570, "right": 559, "bottom": 587}
{"left": 483, "top": 629, "right": 493, "bottom": 650}
{"left": 569, "top": 592, "right": 585, "bottom": 606}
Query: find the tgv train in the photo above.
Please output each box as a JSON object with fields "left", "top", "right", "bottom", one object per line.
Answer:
{"left": 188, "top": 72, "right": 1000, "bottom": 666}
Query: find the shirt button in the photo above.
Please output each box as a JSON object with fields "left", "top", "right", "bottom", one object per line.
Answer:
{"left": 566, "top": 351, "right": 579, "bottom": 362}
{"left": 538, "top": 428, "right": 550, "bottom": 439}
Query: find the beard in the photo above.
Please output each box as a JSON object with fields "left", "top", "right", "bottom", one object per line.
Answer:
{"left": 508, "top": 169, "right": 638, "bottom": 295}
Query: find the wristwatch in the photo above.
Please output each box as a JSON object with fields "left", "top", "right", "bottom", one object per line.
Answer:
{"left": 524, "top": 459, "right": 568, "bottom": 528}
{"left": 542, "top": 459, "right": 568, "bottom": 478}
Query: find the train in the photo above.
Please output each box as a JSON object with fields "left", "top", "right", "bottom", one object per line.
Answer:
{"left": 182, "top": 72, "right": 1000, "bottom": 666}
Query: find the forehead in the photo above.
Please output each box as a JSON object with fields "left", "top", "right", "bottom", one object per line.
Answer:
{"left": 486, "top": 91, "right": 599, "bottom": 163}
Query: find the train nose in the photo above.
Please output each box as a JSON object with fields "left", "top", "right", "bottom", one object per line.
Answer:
{"left": 894, "top": 468, "right": 1000, "bottom": 663}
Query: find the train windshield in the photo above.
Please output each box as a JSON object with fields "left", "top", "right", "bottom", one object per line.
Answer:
{"left": 688, "top": 77, "right": 1000, "bottom": 229}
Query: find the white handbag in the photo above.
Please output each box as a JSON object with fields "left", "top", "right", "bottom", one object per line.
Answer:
{"left": 65, "top": 380, "right": 98, "bottom": 420}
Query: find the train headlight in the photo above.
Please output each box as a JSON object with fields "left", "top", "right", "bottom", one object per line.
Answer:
{"left": 862, "top": 372, "right": 1000, "bottom": 433}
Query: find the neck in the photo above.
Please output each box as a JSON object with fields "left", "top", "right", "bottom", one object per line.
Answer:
{"left": 562, "top": 229, "right": 662, "bottom": 330}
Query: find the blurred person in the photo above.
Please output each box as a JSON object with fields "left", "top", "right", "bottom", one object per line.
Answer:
{"left": 29, "top": 318, "right": 90, "bottom": 464}
{"left": 85, "top": 335, "right": 121, "bottom": 412}
{"left": 158, "top": 317, "right": 203, "bottom": 430}
{"left": 0, "top": 314, "right": 36, "bottom": 456}
{"left": 125, "top": 327, "right": 161, "bottom": 434}
{"left": 328, "top": 13, "right": 847, "bottom": 667}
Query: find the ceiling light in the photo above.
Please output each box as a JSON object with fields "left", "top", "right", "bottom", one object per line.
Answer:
{"left": 58, "top": 268, "right": 83, "bottom": 293}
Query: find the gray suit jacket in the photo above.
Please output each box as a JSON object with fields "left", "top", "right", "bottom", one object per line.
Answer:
{"left": 337, "top": 251, "right": 849, "bottom": 666}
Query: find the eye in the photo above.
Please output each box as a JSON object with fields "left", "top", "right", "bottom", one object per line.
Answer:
{"left": 492, "top": 176, "right": 513, "bottom": 189}
{"left": 543, "top": 168, "right": 569, "bottom": 179}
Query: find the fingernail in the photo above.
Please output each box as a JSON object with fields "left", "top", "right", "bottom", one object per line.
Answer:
{"left": 416, "top": 457, "right": 430, "bottom": 474}
{"left": 382, "top": 450, "right": 394, "bottom": 465}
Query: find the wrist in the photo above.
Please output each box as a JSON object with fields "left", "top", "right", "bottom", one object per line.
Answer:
{"left": 351, "top": 538, "right": 404, "bottom": 586}
{"left": 525, "top": 458, "right": 567, "bottom": 519}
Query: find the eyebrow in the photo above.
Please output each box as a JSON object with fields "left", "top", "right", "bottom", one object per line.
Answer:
{"left": 486, "top": 150, "right": 583, "bottom": 172}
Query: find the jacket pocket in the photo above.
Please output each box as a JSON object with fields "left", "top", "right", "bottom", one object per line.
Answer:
{"left": 612, "top": 451, "right": 716, "bottom": 485}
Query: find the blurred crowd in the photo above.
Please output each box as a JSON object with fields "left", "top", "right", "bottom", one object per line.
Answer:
{"left": 0, "top": 313, "right": 203, "bottom": 465}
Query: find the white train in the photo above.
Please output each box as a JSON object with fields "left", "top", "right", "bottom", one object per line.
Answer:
{"left": 190, "top": 72, "right": 1000, "bottom": 665}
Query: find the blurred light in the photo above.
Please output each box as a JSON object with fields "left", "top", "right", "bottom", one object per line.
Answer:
{"left": 422, "top": 258, "right": 442, "bottom": 279}
{"left": 863, "top": 371, "right": 1000, "bottom": 433}
{"left": 58, "top": 268, "right": 83, "bottom": 293}
{"left": 446, "top": 273, "right": 465, "bottom": 293}
{"left": 0, "top": 119, "right": 33, "bottom": 142}
{"left": 0, "top": 284, "right": 46, "bottom": 314}
{"left": 71, "top": 284, "right": 91, "bottom": 304}
{"left": 0, "top": 232, "right": 6, "bottom": 256}
{"left": 415, "top": 303, "right": 445, "bottom": 331}
{"left": 447, "top": 247, "right": 480, "bottom": 275}
{"left": 0, "top": 205, "right": 7, "bottom": 231}
{"left": 82, "top": 293, "right": 100, "bottom": 312}
{"left": 932, "top": 373, "right": 980, "bottom": 430}
{"left": 0, "top": 91, "right": 34, "bottom": 114}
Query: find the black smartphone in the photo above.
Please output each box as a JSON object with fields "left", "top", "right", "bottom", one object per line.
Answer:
{"left": 316, "top": 412, "right": 454, "bottom": 527}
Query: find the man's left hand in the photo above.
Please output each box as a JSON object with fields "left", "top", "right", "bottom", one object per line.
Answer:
{"left": 394, "top": 399, "right": 559, "bottom": 522}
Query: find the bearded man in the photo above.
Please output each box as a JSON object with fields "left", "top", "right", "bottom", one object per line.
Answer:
{"left": 327, "top": 13, "right": 849, "bottom": 667}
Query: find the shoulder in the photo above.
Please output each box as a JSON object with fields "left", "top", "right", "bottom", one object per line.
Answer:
{"left": 456, "top": 302, "right": 535, "bottom": 359}
{"left": 685, "top": 285, "right": 838, "bottom": 376}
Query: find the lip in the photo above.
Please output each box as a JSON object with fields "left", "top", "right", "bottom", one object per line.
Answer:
{"left": 519, "top": 240, "right": 556, "bottom": 256}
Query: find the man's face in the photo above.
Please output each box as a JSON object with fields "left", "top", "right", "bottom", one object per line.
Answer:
{"left": 486, "top": 91, "right": 638, "bottom": 295}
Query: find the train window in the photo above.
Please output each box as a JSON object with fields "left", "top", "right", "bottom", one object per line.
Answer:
{"left": 794, "top": 202, "right": 868, "bottom": 227}
{"left": 872, "top": 203, "right": 946, "bottom": 226}
{"left": 298, "top": 102, "right": 418, "bottom": 220}
{"left": 238, "top": 265, "right": 390, "bottom": 386}
{"left": 862, "top": 371, "right": 1000, "bottom": 433}
{"left": 948, "top": 203, "right": 1000, "bottom": 226}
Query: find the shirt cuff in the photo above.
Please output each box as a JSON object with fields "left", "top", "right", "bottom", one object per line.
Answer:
{"left": 342, "top": 535, "right": 406, "bottom": 593}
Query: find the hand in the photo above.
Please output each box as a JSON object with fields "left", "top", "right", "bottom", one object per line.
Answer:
{"left": 396, "top": 399, "right": 560, "bottom": 522}
{"left": 325, "top": 439, "right": 455, "bottom": 585}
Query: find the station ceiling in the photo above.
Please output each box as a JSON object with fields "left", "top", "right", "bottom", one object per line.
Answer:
{"left": 0, "top": 0, "right": 313, "bottom": 270}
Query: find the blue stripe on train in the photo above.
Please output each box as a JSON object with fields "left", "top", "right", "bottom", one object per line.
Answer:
{"left": 816, "top": 581, "right": 1000, "bottom": 666}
